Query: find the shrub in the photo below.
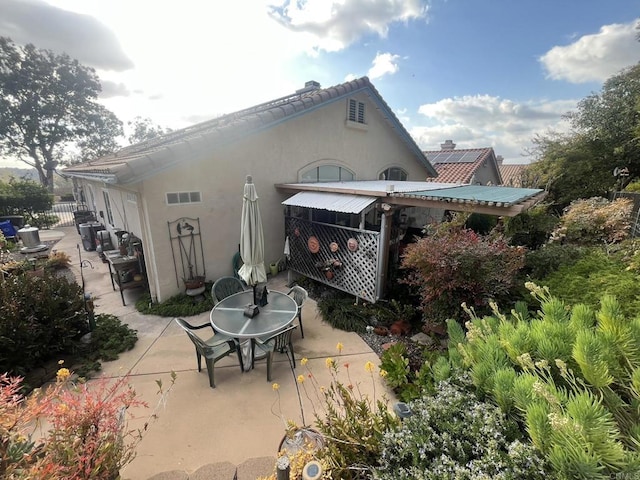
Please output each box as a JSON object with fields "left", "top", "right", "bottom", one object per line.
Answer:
{"left": 550, "top": 196, "right": 632, "bottom": 245}
{"left": 0, "top": 273, "right": 86, "bottom": 376}
{"left": 521, "top": 243, "right": 585, "bottom": 281}
{"left": 504, "top": 205, "right": 559, "bottom": 250}
{"left": 540, "top": 249, "right": 640, "bottom": 319}
{"left": 449, "top": 285, "right": 640, "bottom": 478}
{"left": 374, "top": 375, "right": 549, "bottom": 480}
{"left": 0, "top": 368, "right": 175, "bottom": 479}
{"left": 401, "top": 225, "right": 525, "bottom": 322}
{"left": 0, "top": 179, "right": 53, "bottom": 217}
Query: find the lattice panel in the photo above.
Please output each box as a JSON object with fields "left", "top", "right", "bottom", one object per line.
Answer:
{"left": 285, "top": 216, "right": 380, "bottom": 302}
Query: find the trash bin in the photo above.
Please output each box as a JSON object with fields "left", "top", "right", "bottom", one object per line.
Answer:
{"left": 95, "top": 229, "right": 114, "bottom": 251}
{"left": 0, "top": 215, "right": 25, "bottom": 229}
{"left": 79, "top": 221, "right": 103, "bottom": 251}
{"left": 73, "top": 210, "right": 96, "bottom": 234}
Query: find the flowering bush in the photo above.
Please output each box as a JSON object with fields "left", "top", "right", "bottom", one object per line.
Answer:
{"left": 262, "top": 343, "right": 399, "bottom": 480}
{"left": 0, "top": 365, "right": 175, "bottom": 479}
{"left": 401, "top": 224, "right": 525, "bottom": 321}
{"left": 549, "top": 196, "right": 632, "bottom": 245}
{"left": 373, "top": 375, "right": 549, "bottom": 480}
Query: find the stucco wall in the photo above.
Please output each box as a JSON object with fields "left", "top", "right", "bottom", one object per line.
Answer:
{"left": 86, "top": 93, "right": 432, "bottom": 302}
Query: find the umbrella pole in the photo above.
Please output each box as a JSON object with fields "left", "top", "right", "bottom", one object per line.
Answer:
{"left": 253, "top": 284, "right": 257, "bottom": 305}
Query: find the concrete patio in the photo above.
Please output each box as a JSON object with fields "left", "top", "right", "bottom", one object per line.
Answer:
{"left": 41, "top": 226, "right": 392, "bottom": 480}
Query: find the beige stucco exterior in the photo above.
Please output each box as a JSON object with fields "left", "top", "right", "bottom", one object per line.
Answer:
{"left": 75, "top": 91, "right": 431, "bottom": 302}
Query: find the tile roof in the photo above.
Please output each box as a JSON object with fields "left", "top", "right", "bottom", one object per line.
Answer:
{"left": 423, "top": 147, "right": 499, "bottom": 184}
{"left": 499, "top": 163, "right": 528, "bottom": 187}
{"left": 62, "top": 77, "right": 437, "bottom": 184}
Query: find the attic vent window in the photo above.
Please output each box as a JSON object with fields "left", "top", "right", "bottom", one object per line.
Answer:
{"left": 166, "top": 191, "right": 201, "bottom": 205}
{"left": 348, "top": 99, "right": 365, "bottom": 123}
{"left": 346, "top": 98, "right": 367, "bottom": 131}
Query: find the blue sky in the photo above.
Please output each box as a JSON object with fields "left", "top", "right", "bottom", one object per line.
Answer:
{"left": 0, "top": 0, "right": 639, "bottom": 166}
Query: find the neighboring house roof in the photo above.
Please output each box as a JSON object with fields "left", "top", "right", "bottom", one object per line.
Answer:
{"left": 424, "top": 147, "right": 502, "bottom": 185}
{"left": 499, "top": 163, "right": 527, "bottom": 187}
{"left": 62, "top": 77, "right": 437, "bottom": 184}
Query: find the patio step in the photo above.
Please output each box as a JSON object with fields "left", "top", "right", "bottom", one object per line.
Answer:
{"left": 140, "top": 457, "right": 276, "bottom": 480}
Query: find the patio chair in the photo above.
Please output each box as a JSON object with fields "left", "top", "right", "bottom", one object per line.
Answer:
{"left": 287, "top": 285, "right": 308, "bottom": 338}
{"left": 212, "top": 276, "right": 245, "bottom": 304}
{"left": 174, "top": 317, "right": 243, "bottom": 388}
{"left": 251, "top": 324, "right": 298, "bottom": 382}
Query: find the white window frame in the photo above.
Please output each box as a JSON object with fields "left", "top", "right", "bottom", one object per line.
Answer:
{"left": 300, "top": 165, "right": 355, "bottom": 183}
{"left": 166, "top": 191, "right": 202, "bottom": 205}
{"left": 379, "top": 167, "right": 408, "bottom": 181}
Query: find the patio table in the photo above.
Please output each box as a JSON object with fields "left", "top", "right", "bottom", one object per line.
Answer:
{"left": 210, "top": 289, "right": 297, "bottom": 372}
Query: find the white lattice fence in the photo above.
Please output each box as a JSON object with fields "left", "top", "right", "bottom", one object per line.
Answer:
{"left": 286, "top": 216, "right": 380, "bottom": 302}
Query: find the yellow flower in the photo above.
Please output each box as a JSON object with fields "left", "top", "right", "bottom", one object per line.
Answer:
{"left": 56, "top": 368, "right": 71, "bottom": 382}
{"left": 379, "top": 369, "right": 388, "bottom": 378}
{"left": 336, "top": 342, "right": 344, "bottom": 353}
{"left": 364, "top": 361, "right": 375, "bottom": 373}
{"left": 325, "top": 357, "right": 334, "bottom": 368}
{"left": 272, "top": 383, "right": 280, "bottom": 391}
{"left": 297, "top": 374, "right": 305, "bottom": 384}
{"left": 301, "top": 357, "right": 308, "bottom": 366}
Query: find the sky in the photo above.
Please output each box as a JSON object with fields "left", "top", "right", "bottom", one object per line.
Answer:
{"left": 0, "top": 0, "right": 639, "bottom": 168}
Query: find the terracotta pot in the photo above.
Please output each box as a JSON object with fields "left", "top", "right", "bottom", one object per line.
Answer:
{"left": 373, "top": 326, "right": 389, "bottom": 336}
{"left": 325, "top": 270, "right": 334, "bottom": 280}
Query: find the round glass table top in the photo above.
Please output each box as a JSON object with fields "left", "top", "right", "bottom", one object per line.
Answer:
{"left": 210, "top": 290, "right": 297, "bottom": 339}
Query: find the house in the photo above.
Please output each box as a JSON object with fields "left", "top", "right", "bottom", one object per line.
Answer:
{"left": 425, "top": 140, "right": 503, "bottom": 186}
{"left": 62, "top": 77, "right": 440, "bottom": 303}
{"left": 497, "top": 157, "right": 529, "bottom": 187}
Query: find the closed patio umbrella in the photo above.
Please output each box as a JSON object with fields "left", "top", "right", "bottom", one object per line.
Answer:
{"left": 238, "top": 175, "right": 267, "bottom": 303}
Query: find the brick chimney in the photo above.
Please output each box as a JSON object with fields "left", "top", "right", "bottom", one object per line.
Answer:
{"left": 496, "top": 155, "right": 504, "bottom": 165}
{"left": 440, "top": 140, "right": 456, "bottom": 150}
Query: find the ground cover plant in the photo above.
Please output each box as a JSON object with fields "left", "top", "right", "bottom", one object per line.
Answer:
{"left": 134, "top": 283, "right": 214, "bottom": 317}
{"left": 373, "top": 374, "right": 550, "bottom": 480}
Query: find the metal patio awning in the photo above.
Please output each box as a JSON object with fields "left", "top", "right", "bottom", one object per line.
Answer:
{"left": 282, "top": 191, "right": 377, "bottom": 214}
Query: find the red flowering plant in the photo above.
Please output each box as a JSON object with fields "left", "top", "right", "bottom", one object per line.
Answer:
{"left": 402, "top": 220, "right": 525, "bottom": 323}
{"left": 0, "top": 365, "right": 175, "bottom": 479}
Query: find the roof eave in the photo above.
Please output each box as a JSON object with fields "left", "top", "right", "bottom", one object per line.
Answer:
{"left": 61, "top": 171, "right": 118, "bottom": 184}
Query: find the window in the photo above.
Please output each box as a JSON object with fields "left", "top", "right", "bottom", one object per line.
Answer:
{"left": 102, "top": 190, "right": 114, "bottom": 225}
{"left": 379, "top": 167, "right": 408, "bottom": 181}
{"left": 166, "top": 191, "right": 202, "bottom": 205}
{"left": 301, "top": 165, "right": 355, "bottom": 183}
{"left": 348, "top": 99, "right": 365, "bottom": 124}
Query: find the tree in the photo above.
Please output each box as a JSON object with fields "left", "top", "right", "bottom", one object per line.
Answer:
{"left": 528, "top": 63, "right": 640, "bottom": 209}
{"left": 0, "top": 37, "right": 123, "bottom": 191}
{"left": 127, "top": 116, "right": 172, "bottom": 144}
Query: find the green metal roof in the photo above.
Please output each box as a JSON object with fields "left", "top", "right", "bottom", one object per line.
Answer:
{"left": 396, "top": 185, "right": 542, "bottom": 206}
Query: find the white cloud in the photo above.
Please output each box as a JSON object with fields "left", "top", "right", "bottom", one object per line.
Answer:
{"left": 540, "top": 19, "right": 640, "bottom": 83}
{"left": 412, "top": 95, "right": 577, "bottom": 162}
{"left": 0, "top": 0, "right": 134, "bottom": 71}
{"left": 368, "top": 52, "right": 400, "bottom": 79}
{"left": 268, "top": 0, "right": 429, "bottom": 52}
